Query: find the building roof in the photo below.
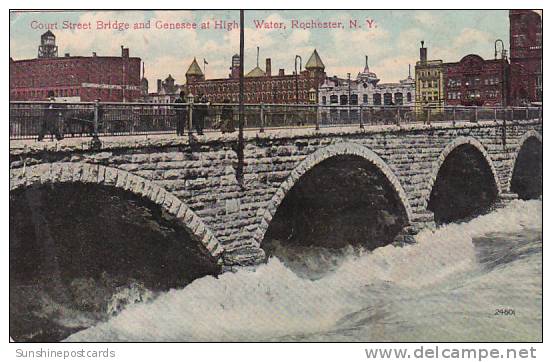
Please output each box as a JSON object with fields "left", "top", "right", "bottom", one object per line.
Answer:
{"left": 246, "top": 66, "right": 266, "bottom": 77}
{"left": 357, "top": 56, "right": 378, "bottom": 83}
{"left": 41, "top": 30, "right": 55, "bottom": 38}
{"left": 186, "top": 58, "right": 203, "bottom": 76}
{"left": 305, "top": 49, "right": 325, "bottom": 70}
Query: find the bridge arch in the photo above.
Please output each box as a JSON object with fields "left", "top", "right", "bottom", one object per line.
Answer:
{"left": 424, "top": 136, "right": 502, "bottom": 223}
{"left": 9, "top": 162, "right": 223, "bottom": 260}
{"left": 508, "top": 131, "right": 542, "bottom": 199}
{"left": 423, "top": 136, "right": 502, "bottom": 210}
{"left": 252, "top": 142, "right": 413, "bottom": 246}
{"left": 508, "top": 130, "right": 543, "bottom": 191}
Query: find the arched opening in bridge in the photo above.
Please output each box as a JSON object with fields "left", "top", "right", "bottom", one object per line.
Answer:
{"left": 428, "top": 144, "right": 499, "bottom": 224}
{"left": 262, "top": 154, "right": 409, "bottom": 277}
{"left": 10, "top": 183, "right": 219, "bottom": 342}
{"left": 510, "top": 137, "right": 542, "bottom": 200}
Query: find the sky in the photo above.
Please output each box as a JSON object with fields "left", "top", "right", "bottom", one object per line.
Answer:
{"left": 10, "top": 10, "right": 511, "bottom": 86}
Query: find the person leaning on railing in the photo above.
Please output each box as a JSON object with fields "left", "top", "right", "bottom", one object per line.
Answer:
{"left": 38, "top": 91, "right": 64, "bottom": 141}
{"left": 174, "top": 91, "right": 187, "bottom": 136}
{"left": 192, "top": 93, "right": 207, "bottom": 135}
{"left": 220, "top": 99, "right": 235, "bottom": 133}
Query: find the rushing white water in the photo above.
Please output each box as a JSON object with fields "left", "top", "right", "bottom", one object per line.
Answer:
{"left": 65, "top": 200, "right": 542, "bottom": 342}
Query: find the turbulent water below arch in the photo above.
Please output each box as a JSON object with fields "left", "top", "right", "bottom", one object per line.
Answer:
{"left": 60, "top": 199, "right": 542, "bottom": 342}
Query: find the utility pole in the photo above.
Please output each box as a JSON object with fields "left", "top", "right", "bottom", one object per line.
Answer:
{"left": 237, "top": 10, "right": 245, "bottom": 185}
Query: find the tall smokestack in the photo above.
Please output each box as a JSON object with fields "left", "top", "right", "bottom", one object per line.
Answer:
{"left": 420, "top": 40, "right": 427, "bottom": 63}
{"left": 266, "top": 58, "right": 271, "bottom": 77}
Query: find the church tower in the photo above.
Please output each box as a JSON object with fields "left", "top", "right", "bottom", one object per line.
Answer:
{"left": 186, "top": 58, "right": 205, "bottom": 84}
{"left": 305, "top": 49, "right": 326, "bottom": 85}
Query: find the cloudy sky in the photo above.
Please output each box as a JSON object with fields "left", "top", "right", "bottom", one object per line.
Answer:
{"left": 10, "top": 10, "right": 510, "bottom": 85}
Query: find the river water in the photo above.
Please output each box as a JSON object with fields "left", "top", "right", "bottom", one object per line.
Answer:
{"left": 61, "top": 199, "right": 541, "bottom": 342}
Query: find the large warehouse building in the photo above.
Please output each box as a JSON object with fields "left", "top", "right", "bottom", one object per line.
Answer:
{"left": 10, "top": 31, "right": 142, "bottom": 102}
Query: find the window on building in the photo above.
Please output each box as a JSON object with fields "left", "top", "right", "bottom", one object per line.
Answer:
{"left": 340, "top": 95, "right": 348, "bottom": 105}
{"left": 373, "top": 93, "right": 381, "bottom": 105}
{"left": 330, "top": 95, "right": 338, "bottom": 104}
{"left": 363, "top": 94, "right": 368, "bottom": 104}
{"left": 394, "top": 93, "right": 403, "bottom": 105}
{"left": 350, "top": 94, "right": 358, "bottom": 105}
{"left": 322, "top": 96, "right": 327, "bottom": 105}
{"left": 513, "top": 34, "right": 525, "bottom": 47}
{"left": 383, "top": 92, "right": 393, "bottom": 105}
{"left": 407, "top": 92, "right": 412, "bottom": 102}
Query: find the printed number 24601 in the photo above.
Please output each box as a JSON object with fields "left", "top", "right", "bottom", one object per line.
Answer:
{"left": 495, "top": 308, "right": 515, "bottom": 316}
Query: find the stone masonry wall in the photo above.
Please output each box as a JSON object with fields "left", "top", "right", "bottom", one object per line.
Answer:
{"left": 9, "top": 120, "right": 542, "bottom": 266}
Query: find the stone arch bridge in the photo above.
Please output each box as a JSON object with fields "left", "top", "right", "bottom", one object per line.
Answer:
{"left": 9, "top": 119, "right": 542, "bottom": 268}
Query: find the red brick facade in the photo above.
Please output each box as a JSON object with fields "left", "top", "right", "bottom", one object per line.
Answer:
{"left": 178, "top": 50, "right": 326, "bottom": 104}
{"left": 509, "top": 10, "right": 542, "bottom": 105}
{"left": 185, "top": 70, "right": 325, "bottom": 104}
{"left": 10, "top": 46, "right": 141, "bottom": 102}
{"left": 443, "top": 54, "right": 509, "bottom": 107}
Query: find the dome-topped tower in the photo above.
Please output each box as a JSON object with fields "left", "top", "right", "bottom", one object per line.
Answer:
{"left": 357, "top": 55, "right": 379, "bottom": 85}
{"left": 400, "top": 64, "right": 415, "bottom": 86}
{"left": 186, "top": 58, "right": 205, "bottom": 84}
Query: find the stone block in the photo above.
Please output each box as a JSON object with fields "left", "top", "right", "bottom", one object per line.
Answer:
{"left": 114, "top": 171, "right": 128, "bottom": 188}
{"left": 225, "top": 199, "right": 240, "bottom": 214}
{"left": 153, "top": 188, "right": 166, "bottom": 205}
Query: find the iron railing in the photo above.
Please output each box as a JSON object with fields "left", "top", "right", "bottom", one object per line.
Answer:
{"left": 9, "top": 101, "right": 543, "bottom": 141}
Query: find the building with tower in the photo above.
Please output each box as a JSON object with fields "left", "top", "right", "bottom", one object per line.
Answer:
{"left": 10, "top": 31, "right": 142, "bottom": 102}
{"left": 318, "top": 56, "right": 415, "bottom": 108}
{"left": 37, "top": 30, "right": 58, "bottom": 59}
{"left": 415, "top": 41, "right": 445, "bottom": 111}
{"left": 185, "top": 58, "right": 205, "bottom": 84}
{"left": 509, "top": 10, "right": 542, "bottom": 105}
{"left": 147, "top": 49, "right": 327, "bottom": 104}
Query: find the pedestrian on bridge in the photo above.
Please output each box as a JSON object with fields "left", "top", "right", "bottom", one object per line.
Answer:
{"left": 174, "top": 91, "right": 187, "bottom": 136}
{"left": 193, "top": 93, "right": 207, "bottom": 135}
{"left": 38, "top": 91, "right": 64, "bottom": 141}
{"left": 220, "top": 99, "right": 235, "bottom": 133}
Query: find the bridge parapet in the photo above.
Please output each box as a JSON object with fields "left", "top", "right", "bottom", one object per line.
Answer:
{"left": 9, "top": 101, "right": 542, "bottom": 141}
{"left": 9, "top": 118, "right": 542, "bottom": 266}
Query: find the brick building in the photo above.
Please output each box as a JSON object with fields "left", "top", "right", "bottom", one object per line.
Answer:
{"left": 415, "top": 41, "right": 445, "bottom": 111}
{"left": 509, "top": 10, "right": 542, "bottom": 105}
{"left": 147, "top": 49, "right": 327, "bottom": 104}
{"left": 10, "top": 31, "right": 142, "bottom": 102}
{"left": 443, "top": 54, "right": 510, "bottom": 107}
